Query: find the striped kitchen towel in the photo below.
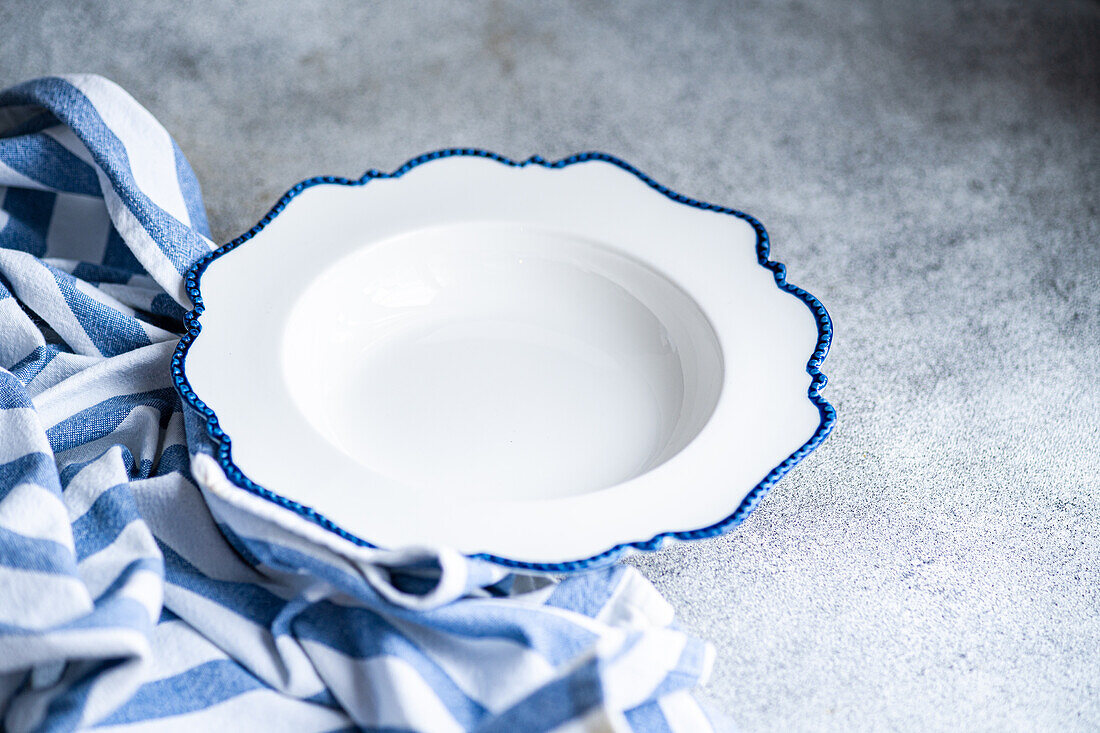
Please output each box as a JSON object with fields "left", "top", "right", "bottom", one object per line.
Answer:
{"left": 0, "top": 75, "right": 725, "bottom": 732}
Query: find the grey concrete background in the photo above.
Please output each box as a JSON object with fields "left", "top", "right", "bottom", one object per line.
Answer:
{"left": 3, "top": 1, "right": 1098, "bottom": 729}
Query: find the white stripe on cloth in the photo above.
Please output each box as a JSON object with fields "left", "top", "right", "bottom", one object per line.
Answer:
{"left": 67, "top": 75, "right": 196, "bottom": 233}
{"left": 96, "top": 280, "right": 176, "bottom": 319}
{"left": 141, "top": 618, "right": 291, "bottom": 690}
{"left": 21, "top": 352, "right": 99, "bottom": 397}
{"left": 382, "top": 612, "right": 559, "bottom": 713}
{"left": 32, "top": 340, "right": 174, "bottom": 428}
{"left": 161, "top": 583, "right": 326, "bottom": 699}
{"left": 0, "top": 627, "right": 150, "bottom": 678}
{"left": 53, "top": 405, "right": 165, "bottom": 476}
{"left": 63, "top": 444, "right": 139, "bottom": 522}
{"left": 73, "top": 653, "right": 153, "bottom": 731}
{"left": 300, "top": 641, "right": 467, "bottom": 732}
{"left": 76, "top": 521, "right": 161, "bottom": 605}
{"left": 0, "top": 298, "right": 45, "bottom": 366}
{"left": 0, "top": 408, "right": 50, "bottom": 463}
{"left": 0, "top": 568, "right": 92, "bottom": 628}
{"left": 98, "top": 181, "right": 198, "bottom": 306}
{"left": 659, "top": 689, "right": 720, "bottom": 733}
{"left": 0, "top": 249, "right": 99, "bottom": 356}
{"left": 595, "top": 562, "right": 678, "bottom": 629}
{"left": 0, "top": 482, "right": 74, "bottom": 550}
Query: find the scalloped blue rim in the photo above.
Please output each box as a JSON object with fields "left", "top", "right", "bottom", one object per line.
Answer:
{"left": 172, "top": 148, "right": 836, "bottom": 572}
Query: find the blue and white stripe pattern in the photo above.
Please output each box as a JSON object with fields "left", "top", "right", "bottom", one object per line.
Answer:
{"left": 0, "top": 75, "right": 725, "bottom": 731}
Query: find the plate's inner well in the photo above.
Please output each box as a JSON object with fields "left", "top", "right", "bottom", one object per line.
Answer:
{"left": 282, "top": 223, "right": 724, "bottom": 501}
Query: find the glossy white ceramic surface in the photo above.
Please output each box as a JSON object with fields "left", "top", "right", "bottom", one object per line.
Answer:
{"left": 283, "top": 224, "right": 723, "bottom": 501}
{"left": 185, "top": 155, "right": 825, "bottom": 565}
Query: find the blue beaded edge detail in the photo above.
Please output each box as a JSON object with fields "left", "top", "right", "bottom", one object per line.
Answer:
{"left": 172, "top": 148, "right": 836, "bottom": 572}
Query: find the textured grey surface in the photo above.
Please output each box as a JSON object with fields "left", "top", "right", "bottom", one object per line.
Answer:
{"left": 3, "top": 1, "right": 1098, "bottom": 729}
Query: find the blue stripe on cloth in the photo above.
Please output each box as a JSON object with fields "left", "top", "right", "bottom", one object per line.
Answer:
{"left": 672, "top": 637, "right": 709, "bottom": 679}
{"left": 624, "top": 700, "right": 674, "bottom": 733}
{"left": 8, "top": 344, "right": 61, "bottom": 384}
{"left": 100, "top": 227, "right": 142, "bottom": 273}
{"left": 95, "top": 659, "right": 265, "bottom": 726}
{"left": 291, "top": 604, "right": 489, "bottom": 729}
{"left": 46, "top": 388, "right": 176, "bottom": 454}
{"left": 48, "top": 267, "right": 152, "bottom": 356}
{"left": 71, "top": 262, "right": 132, "bottom": 285}
{"left": 227, "top": 533, "right": 599, "bottom": 666}
{"left": 0, "top": 187, "right": 56, "bottom": 256}
{"left": 405, "top": 599, "right": 599, "bottom": 668}
{"left": 149, "top": 292, "right": 186, "bottom": 322}
{"left": 544, "top": 565, "right": 625, "bottom": 618}
{"left": 41, "top": 657, "right": 129, "bottom": 733}
{"left": 154, "top": 443, "right": 190, "bottom": 476}
{"left": 0, "top": 452, "right": 61, "bottom": 497}
{"left": 162, "top": 539, "right": 490, "bottom": 729}
{"left": 91, "top": 556, "right": 163, "bottom": 604}
{"left": 648, "top": 638, "right": 712, "bottom": 700}
{"left": 476, "top": 655, "right": 607, "bottom": 733}
{"left": 160, "top": 542, "right": 285, "bottom": 625}
{"left": 0, "top": 78, "right": 211, "bottom": 275}
{"left": 0, "top": 526, "right": 75, "bottom": 575}
{"left": 157, "top": 606, "right": 180, "bottom": 624}
{"left": 0, "top": 367, "right": 35, "bottom": 407}
{"left": 171, "top": 139, "right": 210, "bottom": 238}
{"left": 71, "top": 482, "right": 141, "bottom": 561}
{"left": 0, "top": 132, "right": 101, "bottom": 196}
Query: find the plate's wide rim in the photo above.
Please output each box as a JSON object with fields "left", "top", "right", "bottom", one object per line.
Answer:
{"left": 172, "top": 148, "right": 837, "bottom": 572}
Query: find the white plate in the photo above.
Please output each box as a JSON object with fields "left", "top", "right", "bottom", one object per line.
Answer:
{"left": 175, "top": 150, "right": 834, "bottom": 570}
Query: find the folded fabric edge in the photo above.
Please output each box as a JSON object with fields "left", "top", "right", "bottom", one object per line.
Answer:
{"left": 190, "top": 453, "right": 488, "bottom": 609}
